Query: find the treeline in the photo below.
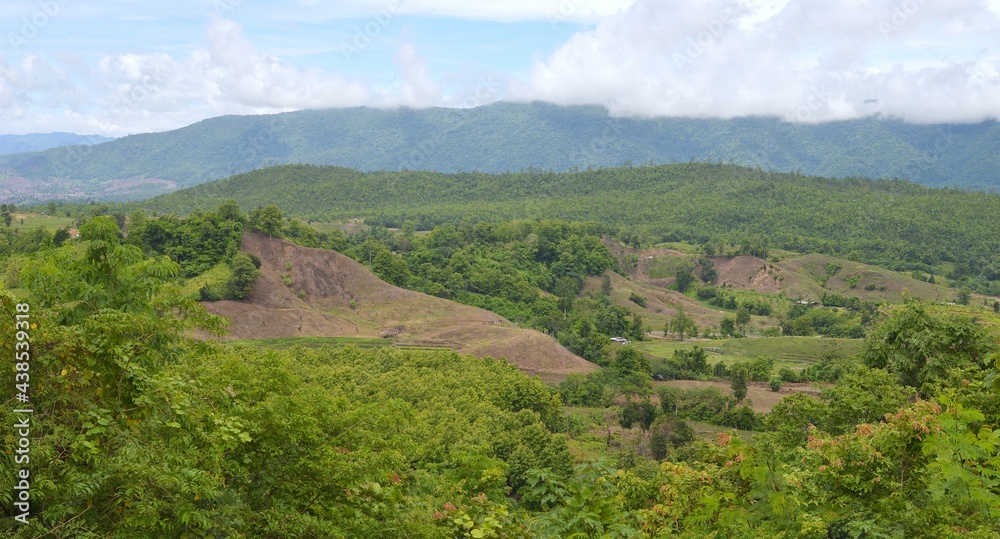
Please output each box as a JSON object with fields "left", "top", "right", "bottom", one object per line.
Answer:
{"left": 0, "top": 202, "right": 261, "bottom": 301}
{"left": 127, "top": 162, "right": 1000, "bottom": 294}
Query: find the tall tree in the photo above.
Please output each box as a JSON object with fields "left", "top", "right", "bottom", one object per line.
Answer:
{"left": 731, "top": 365, "right": 749, "bottom": 402}
{"left": 675, "top": 264, "right": 696, "bottom": 293}
{"left": 252, "top": 205, "right": 284, "bottom": 238}
{"left": 735, "top": 305, "right": 751, "bottom": 335}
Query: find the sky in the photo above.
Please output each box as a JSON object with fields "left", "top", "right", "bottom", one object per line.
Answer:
{"left": 1, "top": 0, "right": 999, "bottom": 137}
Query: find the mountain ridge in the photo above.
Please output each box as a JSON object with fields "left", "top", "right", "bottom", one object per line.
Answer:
{"left": 2, "top": 102, "right": 999, "bottom": 202}
{"left": 0, "top": 132, "right": 114, "bottom": 156}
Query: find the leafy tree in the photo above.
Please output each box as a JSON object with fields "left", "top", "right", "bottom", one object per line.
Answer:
{"left": 675, "top": 264, "right": 695, "bottom": 293}
{"left": 862, "top": 302, "right": 993, "bottom": 391}
{"left": 820, "top": 366, "right": 910, "bottom": 435}
{"left": 614, "top": 346, "right": 651, "bottom": 377}
{"left": 252, "top": 204, "right": 284, "bottom": 237}
{"left": 629, "top": 313, "right": 645, "bottom": 341}
{"left": 649, "top": 416, "right": 694, "bottom": 460}
{"left": 765, "top": 393, "right": 829, "bottom": 447}
{"left": 720, "top": 316, "right": 736, "bottom": 337}
{"left": 372, "top": 250, "right": 410, "bottom": 287}
{"left": 620, "top": 401, "right": 657, "bottom": 434}
{"left": 596, "top": 304, "right": 631, "bottom": 337}
{"left": 698, "top": 257, "right": 717, "bottom": 284}
{"left": 746, "top": 356, "right": 774, "bottom": 382}
{"left": 667, "top": 308, "right": 698, "bottom": 340}
{"left": 600, "top": 273, "right": 612, "bottom": 296}
{"left": 731, "top": 365, "right": 749, "bottom": 402}
{"left": 673, "top": 347, "right": 709, "bottom": 375}
{"left": 957, "top": 287, "right": 971, "bottom": 305}
{"left": 53, "top": 226, "right": 71, "bottom": 247}
{"left": 225, "top": 252, "right": 261, "bottom": 300}
{"left": 554, "top": 275, "right": 582, "bottom": 314}
{"left": 735, "top": 305, "right": 751, "bottom": 335}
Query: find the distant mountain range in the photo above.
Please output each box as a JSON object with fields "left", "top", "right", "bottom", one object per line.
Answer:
{"left": 2, "top": 102, "right": 999, "bottom": 202}
{"left": 0, "top": 132, "right": 114, "bottom": 156}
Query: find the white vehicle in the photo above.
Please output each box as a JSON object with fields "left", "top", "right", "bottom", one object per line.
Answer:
{"left": 610, "top": 337, "right": 631, "bottom": 344}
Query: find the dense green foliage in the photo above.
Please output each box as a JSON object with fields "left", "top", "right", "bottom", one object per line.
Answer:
{"left": 5, "top": 104, "right": 1000, "bottom": 203}
{"left": 134, "top": 162, "right": 1000, "bottom": 294}
{"left": 304, "top": 218, "right": 637, "bottom": 364}
{"left": 0, "top": 224, "right": 571, "bottom": 537}
{"left": 3, "top": 215, "right": 1000, "bottom": 537}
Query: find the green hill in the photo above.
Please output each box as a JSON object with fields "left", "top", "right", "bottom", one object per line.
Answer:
{"left": 132, "top": 162, "right": 1000, "bottom": 294}
{"left": 3, "top": 103, "right": 1000, "bottom": 202}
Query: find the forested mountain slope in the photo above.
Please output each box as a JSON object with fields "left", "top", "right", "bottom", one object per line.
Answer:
{"left": 3, "top": 103, "right": 1000, "bottom": 201}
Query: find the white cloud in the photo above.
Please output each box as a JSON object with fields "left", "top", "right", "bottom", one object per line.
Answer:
{"left": 0, "top": 17, "right": 446, "bottom": 136}
{"left": 512, "top": 0, "right": 1000, "bottom": 123}
{"left": 392, "top": 42, "right": 441, "bottom": 107}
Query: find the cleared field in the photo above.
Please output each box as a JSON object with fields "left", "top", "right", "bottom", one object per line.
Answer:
{"left": 654, "top": 379, "right": 823, "bottom": 414}
{"left": 10, "top": 212, "right": 75, "bottom": 231}
{"left": 779, "top": 253, "right": 955, "bottom": 303}
{"left": 636, "top": 336, "right": 863, "bottom": 371}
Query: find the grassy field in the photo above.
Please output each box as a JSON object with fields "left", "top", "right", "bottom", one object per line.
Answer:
{"left": 11, "top": 212, "right": 75, "bottom": 231}
{"left": 307, "top": 221, "right": 351, "bottom": 235}
{"left": 645, "top": 255, "right": 693, "bottom": 279}
{"left": 636, "top": 336, "right": 864, "bottom": 371}
{"left": 179, "top": 262, "right": 232, "bottom": 299}
{"left": 651, "top": 241, "right": 700, "bottom": 254}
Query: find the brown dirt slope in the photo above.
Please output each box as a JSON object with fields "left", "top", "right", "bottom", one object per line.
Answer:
{"left": 203, "top": 232, "right": 597, "bottom": 376}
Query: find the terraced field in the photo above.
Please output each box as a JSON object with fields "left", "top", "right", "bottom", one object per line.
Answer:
{"left": 636, "top": 336, "right": 864, "bottom": 371}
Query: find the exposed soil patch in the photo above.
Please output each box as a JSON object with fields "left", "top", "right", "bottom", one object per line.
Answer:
{"left": 202, "top": 232, "right": 598, "bottom": 376}
{"left": 710, "top": 255, "right": 781, "bottom": 294}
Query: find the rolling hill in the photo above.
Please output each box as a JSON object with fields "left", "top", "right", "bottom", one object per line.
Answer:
{"left": 2, "top": 102, "right": 1000, "bottom": 202}
{"left": 131, "top": 162, "right": 1000, "bottom": 294}
{"left": 205, "top": 231, "right": 598, "bottom": 379}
